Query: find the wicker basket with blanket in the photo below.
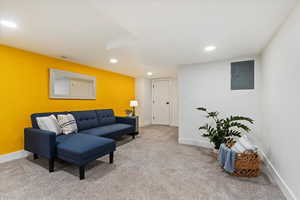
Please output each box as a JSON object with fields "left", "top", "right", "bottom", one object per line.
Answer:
{"left": 226, "top": 142, "right": 261, "bottom": 177}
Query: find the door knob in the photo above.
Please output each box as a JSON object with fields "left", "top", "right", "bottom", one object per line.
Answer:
{"left": 166, "top": 102, "right": 170, "bottom": 104}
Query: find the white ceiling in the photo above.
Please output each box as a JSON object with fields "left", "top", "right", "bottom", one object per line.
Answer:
{"left": 0, "top": 0, "right": 297, "bottom": 78}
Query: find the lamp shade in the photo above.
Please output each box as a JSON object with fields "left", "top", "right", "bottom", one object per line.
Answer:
{"left": 130, "top": 100, "right": 138, "bottom": 107}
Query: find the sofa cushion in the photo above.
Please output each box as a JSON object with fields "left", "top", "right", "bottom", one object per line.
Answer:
{"left": 31, "top": 112, "right": 68, "bottom": 129}
{"left": 56, "top": 133, "right": 75, "bottom": 144}
{"left": 56, "top": 134, "right": 116, "bottom": 166}
{"left": 79, "top": 123, "right": 133, "bottom": 138}
{"left": 71, "top": 111, "right": 98, "bottom": 131}
{"left": 95, "top": 109, "right": 116, "bottom": 126}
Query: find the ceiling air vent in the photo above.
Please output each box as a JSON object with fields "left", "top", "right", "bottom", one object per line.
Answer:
{"left": 60, "top": 56, "right": 68, "bottom": 59}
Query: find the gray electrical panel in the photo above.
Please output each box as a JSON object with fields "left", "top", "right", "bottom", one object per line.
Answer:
{"left": 231, "top": 60, "right": 254, "bottom": 90}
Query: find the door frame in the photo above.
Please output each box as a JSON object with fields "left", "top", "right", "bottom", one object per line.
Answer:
{"left": 152, "top": 78, "right": 171, "bottom": 125}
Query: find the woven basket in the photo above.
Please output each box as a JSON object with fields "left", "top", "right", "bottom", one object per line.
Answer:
{"left": 226, "top": 142, "right": 261, "bottom": 177}
{"left": 233, "top": 151, "right": 260, "bottom": 177}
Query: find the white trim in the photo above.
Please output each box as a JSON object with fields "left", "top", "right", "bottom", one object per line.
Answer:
{"left": 139, "top": 120, "right": 152, "bottom": 127}
{"left": 0, "top": 150, "right": 30, "bottom": 163}
{"left": 170, "top": 123, "right": 178, "bottom": 127}
{"left": 259, "top": 150, "right": 297, "bottom": 200}
{"left": 178, "top": 138, "right": 213, "bottom": 149}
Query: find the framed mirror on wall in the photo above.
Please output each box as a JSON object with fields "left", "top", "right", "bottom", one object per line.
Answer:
{"left": 49, "top": 68, "right": 96, "bottom": 100}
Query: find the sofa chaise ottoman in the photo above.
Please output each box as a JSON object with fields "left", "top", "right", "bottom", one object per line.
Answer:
{"left": 24, "top": 109, "right": 138, "bottom": 179}
{"left": 56, "top": 133, "right": 115, "bottom": 180}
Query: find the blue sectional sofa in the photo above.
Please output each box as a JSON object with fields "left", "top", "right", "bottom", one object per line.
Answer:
{"left": 24, "top": 109, "right": 138, "bottom": 179}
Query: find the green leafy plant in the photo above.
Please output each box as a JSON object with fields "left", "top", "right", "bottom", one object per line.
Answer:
{"left": 197, "top": 107, "right": 254, "bottom": 150}
{"left": 125, "top": 109, "right": 133, "bottom": 116}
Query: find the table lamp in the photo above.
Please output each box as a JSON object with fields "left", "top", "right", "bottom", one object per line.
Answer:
{"left": 130, "top": 100, "right": 138, "bottom": 116}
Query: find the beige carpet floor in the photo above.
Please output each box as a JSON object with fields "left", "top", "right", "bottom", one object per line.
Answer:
{"left": 0, "top": 125, "right": 285, "bottom": 200}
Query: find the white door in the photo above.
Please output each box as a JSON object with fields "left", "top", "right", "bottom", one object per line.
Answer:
{"left": 152, "top": 80, "right": 170, "bottom": 125}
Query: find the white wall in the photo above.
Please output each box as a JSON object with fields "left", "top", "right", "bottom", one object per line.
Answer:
{"left": 178, "top": 57, "right": 261, "bottom": 148}
{"left": 260, "top": 2, "right": 300, "bottom": 199}
{"left": 135, "top": 78, "right": 152, "bottom": 127}
{"left": 178, "top": 3, "right": 300, "bottom": 198}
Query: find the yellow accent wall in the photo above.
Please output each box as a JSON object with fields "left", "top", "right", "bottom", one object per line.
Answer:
{"left": 0, "top": 45, "right": 135, "bottom": 155}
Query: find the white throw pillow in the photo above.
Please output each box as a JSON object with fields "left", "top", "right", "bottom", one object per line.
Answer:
{"left": 231, "top": 135, "right": 255, "bottom": 152}
{"left": 57, "top": 114, "right": 78, "bottom": 135}
{"left": 239, "top": 135, "right": 255, "bottom": 150}
{"left": 36, "top": 115, "right": 62, "bottom": 135}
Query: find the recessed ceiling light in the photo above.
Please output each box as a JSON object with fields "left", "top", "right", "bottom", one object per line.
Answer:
{"left": 109, "top": 58, "right": 118, "bottom": 64}
{"left": 0, "top": 20, "right": 17, "bottom": 28}
{"left": 204, "top": 45, "right": 216, "bottom": 52}
{"left": 147, "top": 72, "right": 153, "bottom": 76}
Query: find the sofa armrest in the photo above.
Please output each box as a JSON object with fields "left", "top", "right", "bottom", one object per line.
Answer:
{"left": 24, "top": 128, "right": 56, "bottom": 159}
{"left": 116, "top": 116, "right": 135, "bottom": 125}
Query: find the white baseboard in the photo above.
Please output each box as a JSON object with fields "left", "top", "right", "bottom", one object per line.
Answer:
{"left": 259, "top": 150, "right": 297, "bottom": 200}
{"left": 0, "top": 150, "right": 30, "bottom": 163}
{"left": 140, "top": 121, "right": 152, "bottom": 127}
{"left": 138, "top": 118, "right": 152, "bottom": 127}
{"left": 170, "top": 123, "right": 178, "bottom": 127}
{"left": 178, "top": 138, "right": 213, "bottom": 149}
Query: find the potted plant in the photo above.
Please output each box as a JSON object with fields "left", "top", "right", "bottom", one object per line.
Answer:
{"left": 125, "top": 109, "right": 133, "bottom": 117}
{"left": 196, "top": 107, "right": 254, "bottom": 152}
